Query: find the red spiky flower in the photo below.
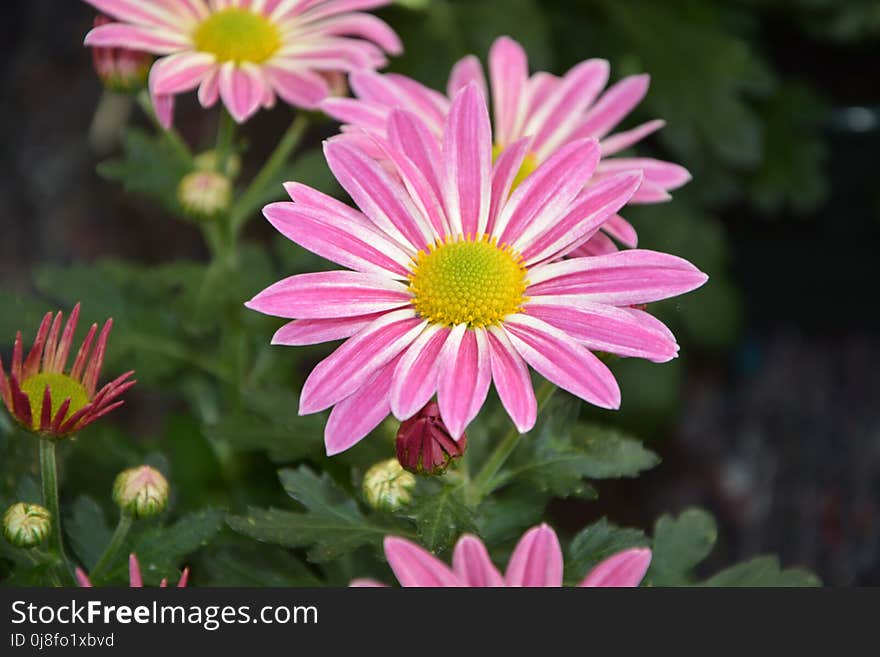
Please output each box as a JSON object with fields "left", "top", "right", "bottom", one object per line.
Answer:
{"left": 0, "top": 303, "right": 135, "bottom": 439}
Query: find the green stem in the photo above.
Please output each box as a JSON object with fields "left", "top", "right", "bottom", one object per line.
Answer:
{"left": 469, "top": 380, "right": 557, "bottom": 505}
{"left": 136, "top": 90, "right": 192, "bottom": 164}
{"left": 39, "top": 439, "right": 74, "bottom": 584}
{"left": 229, "top": 113, "right": 309, "bottom": 236}
{"left": 215, "top": 109, "right": 236, "bottom": 174}
{"left": 88, "top": 513, "right": 134, "bottom": 583}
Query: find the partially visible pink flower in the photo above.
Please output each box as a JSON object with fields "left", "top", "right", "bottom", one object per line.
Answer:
{"left": 91, "top": 14, "right": 153, "bottom": 92}
{"left": 77, "top": 553, "right": 189, "bottom": 587}
{"left": 82, "top": 0, "right": 402, "bottom": 127}
{"left": 0, "top": 304, "right": 135, "bottom": 439}
{"left": 351, "top": 524, "right": 651, "bottom": 587}
{"left": 323, "top": 35, "right": 690, "bottom": 255}
{"left": 247, "top": 84, "right": 706, "bottom": 454}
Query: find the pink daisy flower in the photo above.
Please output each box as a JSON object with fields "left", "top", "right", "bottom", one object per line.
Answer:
{"left": 247, "top": 84, "right": 706, "bottom": 454}
{"left": 82, "top": 0, "right": 402, "bottom": 126}
{"left": 77, "top": 553, "right": 189, "bottom": 587}
{"left": 351, "top": 524, "right": 651, "bottom": 587}
{"left": 323, "top": 35, "right": 690, "bottom": 255}
{"left": 0, "top": 304, "right": 135, "bottom": 439}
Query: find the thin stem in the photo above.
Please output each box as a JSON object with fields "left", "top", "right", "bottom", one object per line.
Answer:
{"left": 89, "top": 513, "right": 134, "bottom": 583}
{"left": 469, "top": 380, "right": 557, "bottom": 505}
{"left": 39, "top": 439, "right": 74, "bottom": 584}
{"left": 215, "top": 109, "right": 236, "bottom": 174}
{"left": 229, "top": 113, "right": 309, "bottom": 236}
{"left": 135, "top": 90, "right": 192, "bottom": 164}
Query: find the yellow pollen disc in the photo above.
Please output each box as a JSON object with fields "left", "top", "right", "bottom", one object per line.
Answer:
{"left": 493, "top": 143, "right": 539, "bottom": 193}
{"left": 409, "top": 235, "right": 528, "bottom": 328}
{"left": 20, "top": 373, "right": 90, "bottom": 430}
{"left": 194, "top": 9, "right": 281, "bottom": 64}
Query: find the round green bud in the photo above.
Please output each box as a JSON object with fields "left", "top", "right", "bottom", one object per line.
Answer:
{"left": 3, "top": 503, "right": 51, "bottom": 548}
{"left": 363, "top": 459, "right": 416, "bottom": 512}
{"left": 113, "top": 465, "right": 169, "bottom": 519}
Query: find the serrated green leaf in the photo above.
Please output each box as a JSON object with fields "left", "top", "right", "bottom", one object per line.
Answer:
{"left": 204, "top": 547, "right": 321, "bottom": 586}
{"left": 566, "top": 518, "right": 649, "bottom": 583}
{"left": 101, "top": 508, "right": 224, "bottom": 585}
{"left": 65, "top": 496, "right": 112, "bottom": 571}
{"left": 703, "top": 556, "right": 821, "bottom": 587}
{"left": 408, "top": 486, "right": 475, "bottom": 553}
{"left": 229, "top": 466, "right": 399, "bottom": 562}
{"left": 649, "top": 508, "right": 718, "bottom": 586}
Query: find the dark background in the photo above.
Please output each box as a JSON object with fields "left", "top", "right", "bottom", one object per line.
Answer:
{"left": 1, "top": 1, "right": 878, "bottom": 585}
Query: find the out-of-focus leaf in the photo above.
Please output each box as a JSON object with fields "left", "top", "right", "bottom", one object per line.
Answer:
{"left": 703, "top": 556, "right": 821, "bottom": 587}
{"left": 649, "top": 508, "right": 718, "bottom": 586}
{"left": 565, "top": 518, "right": 649, "bottom": 583}
{"left": 65, "top": 496, "right": 113, "bottom": 571}
{"left": 407, "top": 484, "right": 475, "bottom": 553}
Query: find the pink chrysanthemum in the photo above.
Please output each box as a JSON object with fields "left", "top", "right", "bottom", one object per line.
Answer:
{"left": 351, "top": 524, "right": 651, "bottom": 587}
{"left": 324, "top": 35, "right": 690, "bottom": 255}
{"left": 247, "top": 84, "right": 706, "bottom": 454}
{"left": 82, "top": 0, "right": 402, "bottom": 126}
{"left": 77, "top": 553, "right": 189, "bottom": 587}
{"left": 0, "top": 304, "right": 135, "bottom": 439}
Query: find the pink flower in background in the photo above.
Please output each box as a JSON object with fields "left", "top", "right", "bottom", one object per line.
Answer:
{"left": 0, "top": 304, "right": 135, "bottom": 439}
{"left": 324, "top": 35, "right": 690, "bottom": 255}
{"left": 351, "top": 524, "right": 651, "bottom": 587}
{"left": 91, "top": 15, "right": 154, "bottom": 92}
{"left": 247, "top": 84, "right": 707, "bottom": 454}
{"left": 82, "top": 0, "right": 402, "bottom": 127}
{"left": 77, "top": 554, "right": 189, "bottom": 587}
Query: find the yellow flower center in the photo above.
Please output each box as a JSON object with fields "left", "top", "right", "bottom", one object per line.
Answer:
{"left": 409, "top": 235, "right": 528, "bottom": 328}
{"left": 20, "top": 373, "right": 89, "bottom": 430}
{"left": 194, "top": 9, "right": 281, "bottom": 64}
{"left": 493, "top": 143, "right": 539, "bottom": 192}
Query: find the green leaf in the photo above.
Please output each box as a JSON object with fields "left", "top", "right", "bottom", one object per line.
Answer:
{"left": 102, "top": 508, "right": 225, "bottom": 585}
{"left": 649, "top": 508, "right": 718, "bottom": 586}
{"left": 407, "top": 485, "right": 475, "bottom": 553}
{"left": 228, "top": 467, "right": 396, "bottom": 562}
{"left": 97, "top": 128, "right": 190, "bottom": 215}
{"left": 65, "top": 496, "right": 113, "bottom": 571}
{"left": 204, "top": 547, "right": 321, "bottom": 586}
{"left": 703, "top": 556, "right": 821, "bottom": 587}
{"left": 565, "top": 518, "right": 649, "bottom": 583}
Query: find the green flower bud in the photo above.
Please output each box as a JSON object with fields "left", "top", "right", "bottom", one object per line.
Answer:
{"left": 177, "top": 170, "right": 232, "bottom": 219}
{"left": 113, "top": 466, "right": 169, "bottom": 519}
{"left": 193, "top": 150, "right": 242, "bottom": 179}
{"left": 363, "top": 459, "right": 416, "bottom": 512}
{"left": 3, "top": 503, "right": 51, "bottom": 548}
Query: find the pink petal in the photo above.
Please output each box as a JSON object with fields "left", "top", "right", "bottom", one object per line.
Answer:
{"left": 597, "top": 157, "right": 691, "bottom": 191}
{"left": 307, "top": 13, "right": 402, "bottom": 55}
{"left": 390, "top": 324, "right": 449, "bottom": 421}
{"left": 486, "top": 326, "right": 536, "bottom": 434}
{"left": 494, "top": 138, "right": 600, "bottom": 247}
{"left": 271, "top": 314, "right": 385, "bottom": 346}
{"left": 263, "top": 201, "right": 411, "bottom": 279}
{"left": 129, "top": 554, "right": 143, "bottom": 588}
{"left": 324, "top": 355, "right": 399, "bottom": 455}
{"left": 246, "top": 271, "right": 411, "bottom": 319}
{"left": 383, "top": 536, "right": 462, "bottom": 587}
{"left": 219, "top": 62, "right": 266, "bottom": 123}
{"left": 198, "top": 68, "right": 220, "bottom": 107}
{"left": 321, "top": 97, "right": 389, "bottom": 133}
{"left": 602, "top": 213, "right": 638, "bottom": 248}
{"left": 351, "top": 71, "right": 445, "bottom": 131}
{"left": 296, "top": 0, "right": 395, "bottom": 24}
{"left": 528, "top": 59, "right": 610, "bottom": 160}
{"left": 299, "top": 310, "right": 425, "bottom": 414}
{"left": 447, "top": 54, "right": 487, "bottom": 100}
{"left": 489, "top": 36, "right": 528, "bottom": 146}
{"left": 526, "top": 250, "right": 709, "bottom": 305}
{"left": 75, "top": 569, "right": 93, "bottom": 587}
{"left": 488, "top": 136, "right": 532, "bottom": 233}
{"left": 83, "top": 0, "right": 187, "bottom": 30}
{"left": 574, "top": 74, "right": 650, "bottom": 141}
{"left": 387, "top": 109, "right": 445, "bottom": 216}
{"left": 519, "top": 171, "right": 643, "bottom": 264}
{"left": 503, "top": 315, "right": 621, "bottom": 410}
{"left": 151, "top": 92, "right": 175, "bottom": 129}
{"left": 84, "top": 23, "right": 189, "bottom": 54}
{"left": 349, "top": 578, "right": 388, "bottom": 587}
{"left": 580, "top": 548, "right": 652, "bottom": 587}
{"left": 324, "top": 140, "right": 433, "bottom": 250}
{"left": 442, "top": 83, "right": 492, "bottom": 237}
{"left": 453, "top": 535, "right": 505, "bottom": 587}
{"left": 436, "top": 326, "right": 491, "bottom": 440}
{"left": 571, "top": 230, "right": 618, "bottom": 257}
{"left": 264, "top": 64, "right": 330, "bottom": 109}
{"left": 149, "top": 52, "right": 215, "bottom": 96}
{"left": 525, "top": 300, "right": 678, "bottom": 362}
{"left": 600, "top": 119, "right": 665, "bottom": 156}
{"left": 504, "top": 524, "right": 563, "bottom": 587}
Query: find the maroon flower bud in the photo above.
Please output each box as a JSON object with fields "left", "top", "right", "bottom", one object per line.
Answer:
{"left": 91, "top": 15, "right": 153, "bottom": 93}
{"left": 396, "top": 402, "right": 466, "bottom": 476}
